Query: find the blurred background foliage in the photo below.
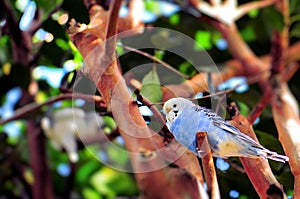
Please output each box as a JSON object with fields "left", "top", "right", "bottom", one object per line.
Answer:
{"left": 0, "top": 0, "right": 299, "bottom": 198}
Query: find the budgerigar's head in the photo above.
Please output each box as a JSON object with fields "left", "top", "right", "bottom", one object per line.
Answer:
{"left": 163, "top": 97, "right": 194, "bottom": 123}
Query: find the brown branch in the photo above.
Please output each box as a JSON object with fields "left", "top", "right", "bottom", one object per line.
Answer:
{"left": 162, "top": 41, "right": 300, "bottom": 100}
{"left": 0, "top": 93, "right": 105, "bottom": 125}
{"left": 229, "top": 113, "right": 286, "bottom": 199}
{"left": 196, "top": 132, "right": 220, "bottom": 199}
{"left": 235, "top": 0, "right": 277, "bottom": 21}
{"left": 104, "top": 0, "right": 122, "bottom": 56}
{"left": 248, "top": 62, "right": 299, "bottom": 124}
{"left": 118, "top": 0, "right": 144, "bottom": 36}
{"left": 247, "top": 84, "right": 272, "bottom": 124}
{"left": 27, "top": 120, "right": 54, "bottom": 199}
{"left": 68, "top": 3, "right": 207, "bottom": 198}
{"left": 267, "top": 1, "right": 300, "bottom": 196}
{"left": 129, "top": 84, "right": 205, "bottom": 184}
{"left": 191, "top": 0, "right": 276, "bottom": 24}
{"left": 2, "top": 0, "right": 32, "bottom": 65}
{"left": 137, "top": 149, "right": 208, "bottom": 199}
{"left": 271, "top": 84, "right": 300, "bottom": 198}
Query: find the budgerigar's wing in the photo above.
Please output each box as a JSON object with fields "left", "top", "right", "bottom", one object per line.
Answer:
{"left": 192, "top": 105, "right": 264, "bottom": 149}
{"left": 213, "top": 120, "right": 264, "bottom": 148}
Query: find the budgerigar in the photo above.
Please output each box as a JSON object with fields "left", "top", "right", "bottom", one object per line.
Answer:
{"left": 163, "top": 97, "right": 289, "bottom": 163}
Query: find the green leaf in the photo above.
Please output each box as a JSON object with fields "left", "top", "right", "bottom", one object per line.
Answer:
{"left": 83, "top": 187, "right": 102, "bottom": 199}
{"left": 290, "top": 22, "right": 300, "bottom": 38}
{"left": 55, "top": 38, "right": 69, "bottom": 51}
{"left": 76, "top": 161, "right": 100, "bottom": 184}
{"left": 34, "top": 0, "right": 63, "bottom": 20}
{"left": 145, "top": 0, "right": 160, "bottom": 14}
{"left": 103, "top": 116, "right": 117, "bottom": 130}
{"left": 107, "top": 144, "right": 129, "bottom": 165}
{"left": 240, "top": 26, "right": 256, "bottom": 42}
{"left": 291, "top": 14, "right": 300, "bottom": 24}
{"left": 248, "top": 9, "right": 259, "bottom": 18}
{"left": 255, "top": 130, "right": 284, "bottom": 154}
{"left": 194, "top": 30, "right": 212, "bottom": 51}
{"left": 236, "top": 101, "right": 250, "bottom": 117}
{"left": 90, "top": 167, "right": 138, "bottom": 198}
{"left": 178, "top": 61, "right": 196, "bottom": 76}
{"left": 154, "top": 50, "right": 165, "bottom": 60}
{"left": 140, "top": 67, "right": 162, "bottom": 103}
{"left": 290, "top": 0, "right": 300, "bottom": 14}
{"left": 261, "top": 7, "right": 284, "bottom": 32}
{"left": 170, "top": 13, "right": 180, "bottom": 25}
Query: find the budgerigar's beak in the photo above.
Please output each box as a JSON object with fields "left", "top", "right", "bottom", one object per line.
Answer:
{"left": 164, "top": 106, "right": 171, "bottom": 114}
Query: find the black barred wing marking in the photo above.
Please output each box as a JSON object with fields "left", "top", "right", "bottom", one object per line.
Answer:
{"left": 192, "top": 105, "right": 264, "bottom": 149}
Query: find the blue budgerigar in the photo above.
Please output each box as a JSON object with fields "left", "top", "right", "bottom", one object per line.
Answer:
{"left": 163, "top": 97, "right": 289, "bottom": 163}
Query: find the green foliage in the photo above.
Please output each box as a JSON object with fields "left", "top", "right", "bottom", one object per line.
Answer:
{"left": 290, "top": 22, "right": 300, "bottom": 38}
{"left": 170, "top": 13, "right": 180, "bottom": 25}
{"left": 90, "top": 167, "right": 138, "bottom": 198}
{"left": 261, "top": 7, "right": 285, "bottom": 33}
{"left": 141, "top": 66, "right": 162, "bottom": 103}
{"left": 194, "top": 30, "right": 212, "bottom": 50}
{"left": 34, "top": 0, "right": 63, "bottom": 19}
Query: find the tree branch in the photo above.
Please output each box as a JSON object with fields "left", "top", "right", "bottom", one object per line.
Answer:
{"left": 272, "top": 84, "right": 300, "bottom": 198}
{"left": 162, "top": 41, "right": 300, "bottom": 100}
{"left": 196, "top": 132, "right": 220, "bottom": 199}
{"left": 68, "top": 2, "right": 207, "bottom": 197}
{"left": 27, "top": 120, "right": 54, "bottom": 199}
{"left": 0, "top": 93, "right": 105, "bottom": 125}
{"left": 228, "top": 110, "right": 286, "bottom": 199}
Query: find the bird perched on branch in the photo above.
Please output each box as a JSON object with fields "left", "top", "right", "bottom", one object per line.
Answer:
{"left": 163, "top": 97, "right": 289, "bottom": 163}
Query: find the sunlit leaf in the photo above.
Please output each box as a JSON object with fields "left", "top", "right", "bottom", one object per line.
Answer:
{"left": 55, "top": 38, "right": 69, "bottom": 51}
{"left": 154, "top": 49, "right": 165, "bottom": 60}
{"left": 145, "top": 0, "right": 161, "bottom": 14}
{"left": 170, "top": 13, "right": 180, "bottom": 25}
{"left": 103, "top": 116, "right": 117, "bottom": 130}
{"left": 141, "top": 67, "right": 162, "bottom": 103}
{"left": 194, "top": 30, "right": 212, "bottom": 50}
{"left": 248, "top": 9, "right": 259, "bottom": 18}
{"left": 90, "top": 167, "right": 138, "bottom": 198}
{"left": 83, "top": 187, "right": 102, "bottom": 199}
{"left": 76, "top": 161, "right": 100, "bottom": 184}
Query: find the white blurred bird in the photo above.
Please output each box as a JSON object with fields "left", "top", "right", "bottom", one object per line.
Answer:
{"left": 163, "top": 97, "right": 289, "bottom": 163}
{"left": 41, "top": 108, "right": 104, "bottom": 162}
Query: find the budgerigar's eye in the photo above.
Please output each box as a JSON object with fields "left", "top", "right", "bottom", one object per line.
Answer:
{"left": 173, "top": 104, "right": 177, "bottom": 108}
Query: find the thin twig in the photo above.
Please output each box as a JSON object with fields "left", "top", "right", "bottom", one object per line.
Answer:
{"left": 28, "top": 3, "right": 63, "bottom": 35}
{"left": 0, "top": 93, "right": 105, "bottom": 125}
{"left": 235, "top": 0, "right": 277, "bottom": 21}
{"left": 119, "top": 44, "right": 190, "bottom": 79}
{"left": 154, "top": 68, "right": 270, "bottom": 106}
{"left": 247, "top": 85, "right": 272, "bottom": 124}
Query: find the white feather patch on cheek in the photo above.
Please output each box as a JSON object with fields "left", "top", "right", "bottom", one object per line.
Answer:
{"left": 166, "top": 111, "right": 177, "bottom": 122}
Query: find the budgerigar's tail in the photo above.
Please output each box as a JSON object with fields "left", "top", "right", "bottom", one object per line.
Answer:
{"left": 265, "top": 150, "right": 289, "bottom": 163}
